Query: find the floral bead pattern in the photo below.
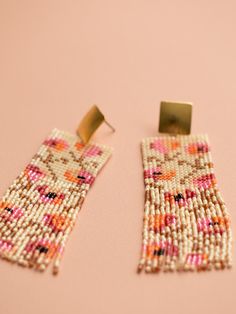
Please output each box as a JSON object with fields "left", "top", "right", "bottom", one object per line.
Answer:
{"left": 138, "top": 135, "right": 232, "bottom": 273}
{"left": 83, "top": 146, "right": 103, "bottom": 157}
{"left": 25, "top": 164, "right": 45, "bottom": 182}
{"left": 24, "top": 239, "right": 60, "bottom": 259}
{"left": 64, "top": 169, "right": 95, "bottom": 185}
{"left": 36, "top": 185, "right": 65, "bottom": 205}
{"left": 0, "top": 239, "right": 13, "bottom": 252}
{"left": 43, "top": 214, "right": 73, "bottom": 232}
{"left": 193, "top": 174, "right": 216, "bottom": 189}
{"left": 0, "top": 202, "right": 23, "bottom": 222}
{"left": 186, "top": 142, "right": 209, "bottom": 154}
{"left": 0, "top": 128, "right": 112, "bottom": 274}
{"left": 144, "top": 167, "right": 176, "bottom": 181}
{"left": 75, "top": 141, "right": 85, "bottom": 150}
{"left": 186, "top": 253, "right": 208, "bottom": 266}
{"left": 150, "top": 138, "right": 180, "bottom": 153}
{"left": 43, "top": 138, "right": 69, "bottom": 151}
{"left": 145, "top": 242, "right": 179, "bottom": 259}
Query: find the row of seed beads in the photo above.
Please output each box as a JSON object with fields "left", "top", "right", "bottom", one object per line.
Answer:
{"left": 51, "top": 140, "right": 112, "bottom": 274}
{"left": 215, "top": 187, "right": 232, "bottom": 268}
{"left": 185, "top": 134, "right": 227, "bottom": 271}
{"left": 0, "top": 133, "right": 76, "bottom": 270}
{"left": 15, "top": 137, "right": 56, "bottom": 267}
{"left": 164, "top": 136, "right": 188, "bottom": 272}
{"left": 139, "top": 137, "right": 179, "bottom": 272}
{"left": 191, "top": 136, "right": 209, "bottom": 270}
{"left": 164, "top": 136, "right": 179, "bottom": 271}
{"left": 0, "top": 151, "right": 71, "bottom": 269}
{"left": 22, "top": 132, "right": 71, "bottom": 269}
{"left": 188, "top": 135, "right": 231, "bottom": 270}
{"left": 137, "top": 139, "right": 150, "bottom": 272}
{"left": 139, "top": 138, "right": 159, "bottom": 272}
{"left": 167, "top": 134, "right": 229, "bottom": 271}
{"left": 38, "top": 130, "right": 84, "bottom": 272}
{"left": 179, "top": 135, "right": 195, "bottom": 271}
{"left": 0, "top": 173, "right": 35, "bottom": 262}
{"left": 140, "top": 136, "right": 179, "bottom": 272}
{"left": 45, "top": 134, "right": 111, "bottom": 274}
{"left": 181, "top": 137, "right": 197, "bottom": 270}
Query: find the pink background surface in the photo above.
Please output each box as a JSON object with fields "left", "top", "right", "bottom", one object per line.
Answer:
{"left": 0, "top": 1, "right": 235, "bottom": 313}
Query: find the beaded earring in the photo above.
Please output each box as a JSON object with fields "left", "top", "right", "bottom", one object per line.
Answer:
{"left": 0, "top": 106, "right": 114, "bottom": 274}
{"left": 138, "top": 102, "right": 232, "bottom": 272}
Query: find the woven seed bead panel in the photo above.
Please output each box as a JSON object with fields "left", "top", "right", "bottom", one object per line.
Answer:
{"left": 0, "top": 129, "right": 112, "bottom": 274}
{"left": 138, "top": 135, "right": 232, "bottom": 273}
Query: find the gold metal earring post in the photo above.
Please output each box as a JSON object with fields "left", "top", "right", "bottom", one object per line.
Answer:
{"left": 104, "top": 120, "right": 116, "bottom": 132}
{"left": 158, "top": 101, "right": 192, "bottom": 135}
{"left": 77, "top": 105, "right": 115, "bottom": 144}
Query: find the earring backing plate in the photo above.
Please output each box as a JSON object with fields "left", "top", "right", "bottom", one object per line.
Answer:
{"left": 158, "top": 101, "right": 192, "bottom": 135}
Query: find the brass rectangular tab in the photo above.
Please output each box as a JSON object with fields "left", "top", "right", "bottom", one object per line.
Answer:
{"left": 158, "top": 101, "right": 192, "bottom": 135}
{"left": 77, "top": 105, "right": 105, "bottom": 144}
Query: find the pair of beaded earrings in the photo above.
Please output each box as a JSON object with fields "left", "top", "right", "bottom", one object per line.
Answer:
{"left": 0, "top": 103, "right": 232, "bottom": 274}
